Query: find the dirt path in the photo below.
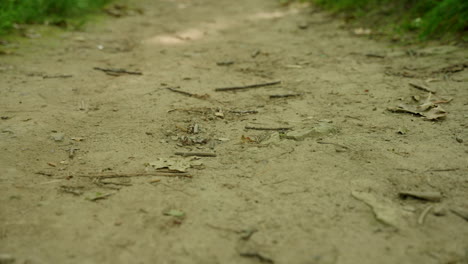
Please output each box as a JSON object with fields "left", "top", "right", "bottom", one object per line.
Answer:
{"left": 1, "top": 0, "right": 468, "bottom": 263}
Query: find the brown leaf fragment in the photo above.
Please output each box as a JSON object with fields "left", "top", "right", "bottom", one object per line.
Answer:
{"left": 387, "top": 104, "right": 422, "bottom": 116}
{"left": 424, "top": 106, "right": 447, "bottom": 120}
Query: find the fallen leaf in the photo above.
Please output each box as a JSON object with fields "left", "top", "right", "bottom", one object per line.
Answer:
{"left": 163, "top": 209, "right": 185, "bottom": 218}
{"left": 352, "top": 190, "right": 406, "bottom": 229}
{"left": 148, "top": 158, "right": 203, "bottom": 172}
{"left": 424, "top": 106, "right": 447, "bottom": 120}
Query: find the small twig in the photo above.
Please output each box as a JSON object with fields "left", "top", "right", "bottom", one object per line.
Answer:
{"left": 215, "top": 81, "right": 281, "bottom": 92}
{"left": 175, "top": 152, "right": 216, "bottom": 157}
{"left": 35, "top": 171, "right": 54, "bottom": 176}
{"left": 43, "top": 74, "right": 73, "bottom": 79}
{"left": 79, "top": 172, "right": 192, "bottom": 179}
{"left": 427, "top": 168, "right": 459, "bottom": 172}
{"left": 269, "top": 93, "right": 303, "bottom": 99}
{"left": 229, "top": 110, "right": 259, "bottom": 114}
{"left": 409, "top": 82, "right": 436, "bottom": 94}
{"left": 93, "top": 67, "right": 142, "bottom": 76}
{"left": 149, "top": 179, "right": 161, "bottom": 183}
{"left": 167, "top": 87, "right": 192, "bottom": 96}
{"left": 398, "top": 191, "right": 442, "bottom": 202}
{"left": 167, "top": 87, "right": 209, "bottom": 99}
{"left": 395, "top": 168, "right": 416, "bottom": 173}
{"left": 245, "top": 126, "right": 291, "bottom": 131}
{"left": 99, "top": 180, "right": 132, "bottom": 186}
{"left": 88, "top": 193, "right": 114, "bottom": 201}
{"left": 418, "top": 205, "right": 433, "bottom": 225}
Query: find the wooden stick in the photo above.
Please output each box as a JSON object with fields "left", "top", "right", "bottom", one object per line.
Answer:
{"left": 398, "top": 191, "right": 442, "bottom": 202}
{"left": 269, "top": 93, "right": 303, "bottom": 99}
{"left": 175, "top": 152, "right": 216, "bottom": 157}
{"left": 245, "top": 126, "right": 291, "bottom": 131}
{"left": 79, "top": 172, "right": 192, "bottom": 178}
{"left": 167, "top": 87, "right": 210, "bottom": 99}
{"left": 229, "top": 110, "right": 259, "bottom": 114}
{"left": 89, "top": 193, "right": 114, "bottom": 201}
{"left": 93, "top": 67, "right": 142, "bottom": 75}
{"left": 409, "top": 82, "right": 436, "bottom": 94}
{"left": 43, "top": 74, "right": 73, "bottom": 79}
{"left": 167, "top": 87, "right": 192, "bottom": 97}
{"left": 215, "top": 81, "right": 281, "bottom": 92}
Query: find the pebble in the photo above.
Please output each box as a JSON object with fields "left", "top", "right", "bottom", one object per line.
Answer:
{"left": 433, "top": 205, "right": 447, "bottom": 216}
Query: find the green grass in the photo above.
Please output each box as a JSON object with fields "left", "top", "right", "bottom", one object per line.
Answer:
{"left": 302, "top": 0, "right": 468, "bottom": 40}
{"left": 0, "top": 0, "right": 113, "bottom": 35}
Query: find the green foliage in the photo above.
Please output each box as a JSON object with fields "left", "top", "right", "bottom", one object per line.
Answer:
{"left": 304, "top": 0, "right": 468, "bottom": 39}
{"left": 0, "top": 0, "right": 113, "bottom": 35}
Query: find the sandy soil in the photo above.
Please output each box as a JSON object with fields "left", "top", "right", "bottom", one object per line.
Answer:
{"left": 1, "top": 0, "right": 468, "bottom": 263}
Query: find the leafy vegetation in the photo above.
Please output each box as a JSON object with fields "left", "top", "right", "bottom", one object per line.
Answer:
{"left": 0, "top": 0, "right": 113, "bottom": 35}
{"left": 302, "top": 0, "right": 468, "bottom": 40}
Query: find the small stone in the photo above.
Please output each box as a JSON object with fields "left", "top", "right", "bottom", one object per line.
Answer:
{"left": 51, "top": 132, "right": 65, "bottom": 142}
{"left": 397, "top": 127, "right": 409, "bottom": 135}
{"left": 456, "top": 137, "right": 463, "bottom": 143}
{"left": 433, "top": 205, "right": 447, "bottom": 216}
{"left": 298, "top": 22, "right": 309, "bottom": 29}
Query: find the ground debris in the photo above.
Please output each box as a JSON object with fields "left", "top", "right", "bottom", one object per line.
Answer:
{"left": 388, "top": 93, "right": 450, "bottom": 120}
{"left": 50, "top": 132, "right": 65, "bottom": 142}
{"left": 245, "top": 126, "right": 291, "bottom": 131}
{"left": 433, "top": 63, "right": 467, "bottom": 74}
{"left": 229, "top": 110, "right": 259, "bottom": 114}
{"left": 147, "top": 157, "right": 204, "bottom": 172}
{"left": 283, "top": 122, "right": 338, "bottom": 141}
{"left": 167, "top": 87, "right": 210, "bottom": 99}
{"left": 352, "top": 190, "right": 406, "bottom": 229}
{"left": 174, "top": 152, "right": 216, "bottom": 157}
{"left": 269, "top": 93, "right": 303, "bottom": 99}
{"left": 239, "top": 252, "right": 274, "bottom": 264}
{"left": 60, "top": 185, "right": 85, "bottom": 196}
{"left": 42, "top": 74, "right": 73, "bottom": 79}
{"left": 93, "top": 67, "right": 142, "bottom": 76}
{"left": 216, "top": 61, "right": 235, "bottom": 66}
{"left": 104, "top": 4, "right": 144, "bottom": 17}
{"left": 398, "top": 191, "right": 442, "bottom": 202}
{"left": 418, "top": 205, "right": 434, "bottom": 225}
{"left": 86, "top": 192, "right": 114, "bottom": 201}
{"left": 80, "top": 171, "right": 192, "bottom": 179}
{"left": 215, "top": 80, "right": 281, "bottom": 92}
{"left": 163, "top": 209, "right": 185, "bottom": 218}
{"left": 409, "top": 82, "right": 436, "bottom": 94}
{"left": 451, "top": 207, "right": 468, "bottom": 221}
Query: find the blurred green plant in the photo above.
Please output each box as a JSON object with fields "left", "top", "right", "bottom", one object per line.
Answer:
{"left": 296, "top": 0, "right": 467, "bottom": 40}
{"left": 0, "top": 0, "right": 113, "bottom": 35}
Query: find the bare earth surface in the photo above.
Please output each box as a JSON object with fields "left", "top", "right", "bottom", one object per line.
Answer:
{"left": 1, "top": 0, "right": 468, "bottom": 263}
